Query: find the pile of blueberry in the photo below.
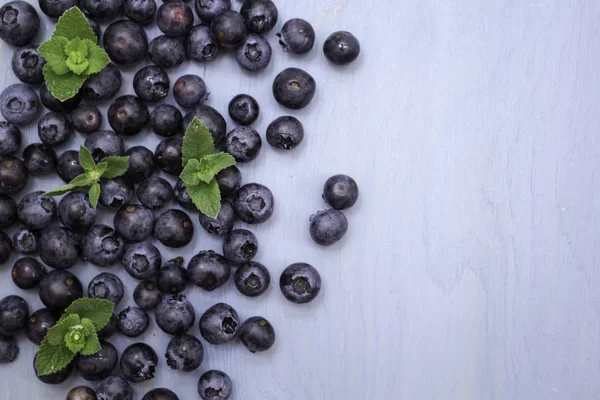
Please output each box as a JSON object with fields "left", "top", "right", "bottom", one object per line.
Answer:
{"left": 0, "top": 0, "right": 361, "bottom": 399}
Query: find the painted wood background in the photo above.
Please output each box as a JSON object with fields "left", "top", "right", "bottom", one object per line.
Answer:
{"left": 1, "top": 0, "right": 600, "bottom": 398}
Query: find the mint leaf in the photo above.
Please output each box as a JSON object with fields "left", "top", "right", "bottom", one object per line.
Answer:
{"left": 43, "top": 184, "right": 78, "bottom": 197}
{"left": 64, "top": 37, "right": 89, "bottom": 58}
{"left": 35, "top": 340, "right": 76, "bottom": 376}
{"left": 101, "top": 156, "right": 130, "bottom": 179}
{"left": 182, "top": 117, "right": 214, "bottom": 167}
{"left": 53, "top": 7, "right": 97, "bottom": 42}
{"left": 45, "top": 314, "right": 79, "bottom": 346}
{"left": 79, "top": 145, "right": 95, "bottom": 171}
{"left": 187, "top": 178, "right": 221, "bottom": 219}
{"left": 38, "top": 36, "right": 70, "bottom": 76}
{"left": 85, "top": 40, "right": 110, "bottom": 75}
{"left": 70, "top": 173, "right": 93, "bottom": 187}
{"left": 180, "top": 159, "right": 201, "bottom": 187}
{"left": 65, "top": 326, "right": 86, "bottom": 353}
{"left": 80, "top": 330, "right": 101, "bottom": 356}
{"left": 64, "top": 298, "right": 114, "bottom": 331}
{"left": 196, "top": 153, "right": 236, "bottom": 183}
{"left": 80, "top": 318, "right": 96, "bottom": 336}
{"left": 88, "top": 183, "right": 100, "bottom": 209}
{"left": 42, "top": 64, "right": 86, "bottom": 102}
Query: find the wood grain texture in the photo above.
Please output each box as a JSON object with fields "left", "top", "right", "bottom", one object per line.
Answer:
{"left": 1, "top": 0, "right": 600, "bottom": 398}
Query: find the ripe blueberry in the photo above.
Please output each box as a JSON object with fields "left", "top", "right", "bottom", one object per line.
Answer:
{"left": 134, "top": 66, "right": 170, "bottom": 102}
{"left": 266, "top": 116, "right": 304, "bottom": 150}
{"left": 187, "top": 251, "right": 231, "bottom": 291}
{"left": 233, "top": 183, "right": 274, "bottom": 224}
{"left": 210, "top": 10, "right": 247, "bottom": 48}
{"left": 309, "top": 209, "right": 348, "bottom": 246}
{"left": 88, "top": 272, "right": 125, "bottom": 304}
{"left": 0, "top": 156, "right": 29, "bottom": 194}
{"left": 137, "top": 176, "right": 174, "bottom": 209}
{"left": 22, "top": 143, "right": 56, "bottom": 176}
{"left": 11, "top": 45, "right": 45, "bottom": 84}
{"left": 26, "top": 308, "right": 57, "bottom": 345}
{"left": 280, "top": 263, "right": 321, "bottom": 304}
{"left": 149, "top": 35, "right": 187, "bottom": 69}
{"left": 272, "top": 67, "right": 316, "bottom": 110}
{"left": 323, "top": 174, "right": 359, "bottom": 210}
{"left": 199, "top": 303, "right": 239, "bottom": 344}
{"left": 117, "top": 307, "right": 150, "bottom": 338}
{"left": 165, "top": 334, "right": 204, "bottom": 371}
{"left": 12, "top": 257, "right": 45, "bottom": 289}
{"left": 123, "top": 241, "right": 162, "bottom": 280}
{"left": 38, "top": 269, "right": 83, "bottom": 310}
{"left": 157, "top": 258, "right": 188, "bottom": 294}
{"left": 157, "top": 1, "right": 194, "bottom": 37}
{"left": 99, "top": 177, "right": 134, "bottom": 209}
{"left": 234, "top": 261, "right": 270, "bottom": 297}
{"left": 104, "top": 20, "right": 149, "bottom": 64}
{"left": 151, "top": 104, "right": 183, "bottom": 137}
{"left": 38, "top": 111, "right": 74, "bottom": 146}
{"left": 323, "top": 30, "right": 361, "bottom": 65}
{"left": 198, "top": 200, "right": 236, "bottom": 236}
{"left": 198, "top": 370, "right": 232, "bottom": 400}
{"left": 277, "top": 18, "right": 315, "bottom": 54}
{"left": 238, "top": 316, "right": 275, "bottom": 352}
{"left": 125, "top": 146, "right": 157, "bottom": 180}
{"left": 37, "top": 226, "right": 80, "bottom": 269}
{"left": 71, "top": 104, "right": 102, "bottom": 134}
{"left": 240, "top": 0, "right": 278, "bottom": 33}
{"left": 82, "top": 224, "right": 126, "bottom": 267}
{"left": 0, "top": 83, "right": 40, "bottom": 125}
{"left": 113, "top": 203, "right": 155, "bottom": 242}
{"left": 155, "top": 294, "right": 195, "bottom": 335}
{"left": 186, "top": 24, "right": 219, "bottom": 62}
{"left": 133, "top": 281, "right": 163, "bottom": 310}
{"left": 222, "top": 229, "right": 258, "bottom": 264}
{"left": 224, "top": 126, "right": 262, "bottom": 162}
{"left": 154, "top": 209, "right": 194, "bottom": 248}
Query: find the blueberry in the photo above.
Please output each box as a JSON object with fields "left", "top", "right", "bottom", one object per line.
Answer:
{"left": 22, "top": 143, "right": 56, "bottom": 176}
{"left": 228, "top": 94, "right": 259, "bottom": 126}
{"left": 37, "top": 226, "right": 81, "bottom": 269}
{"left": 96, "top": 376, "right": 133, "bottom": 400}
{"left": 85, "top": 131, "right": 125, "bottom": 162}
{"left": 165, "top": 334, "right": 204, "bottom": 371}
{"left": 99, "top": 177, "right": 134, "bottom": 208}
{"left": 173, "top": 179, "right": 194, "bottom": 209}
{"left": 39, "top": 0, "right": 77, "bottom": 18}
{"left": 75, "top": 341, "right": 118, "bottom": 381}
{"left": 142, "top": 388, "right": 180, "bottom": 400}
{"left": 104, "top": 20, "right": 148, "bottom": 64}
{"left": 12, "top": 257, "right": 45, "bottom": 289}
{"left": 81, "top": 63, "right": 122, "bottom": 100}
{"left": 157, "top": 1, "right": 194, "bottom": 37}
{"left": 186, "top": 24, "right": 219, "bottom": 62}
{"left": 0, "top": 194, "right": 17, "bottom": 228}
{"left": 154, "top": 209, "right": 194, "bottom": 248}
{"left": 133, "top": 66, "right": 170, "bottom": 103}
{"left": 108, "top": 95, "right": 150, "bottom": 136}
{"left": 224, "top": 126, "right": 261, "bottom": 162}
{"left": 11, "top": 45, "right": 45, "bottom": 84}
{"left": 199, "top": 303, "right": 239, "bottom": 344}
{"left": 195, "top": 0, "right": 230, "bottom": 23}
{"left": 0, "top": 156, "right": 29, "bottom": 194}
{"left": 277, "top": 18, "right": 315, "bottom": 54}
{"left": 155, "top": 294, "right": 195, "bottom": 335}
{"left": 123, "top": 242, "right": 162, "bottom": 280}
{"left": 114, "top": 203, "right": 154, "bottom": 242}
{"left": 197, "top": 370, "right": 232, "bottom": 400}
{"left": 323, "top": 30, "right": 360, "bottom": 65}
{"left": 0, "top": 121, "right": 21, "bottom": 156}
{"left": 151, "top": 104, "right": 183, "bottom": 137}
{"left": 184, "top": 105, "right": 226, "bottom": 147}
{"left": 187, "top": 251, "right": 231, "bottom": 291}
{"left": 82, "top": 225, "right": 125, "bottom": 267}
{"left": 33, "top": 354, "right": 73, "bottom": 384}
{"left": 280, "top": 263, "right": 321, "bottom": 304}
{"left": 157, "top": 258, "right": 188, "bottom": 294}
{"left": 234, "top": 261, "right": 270, "bottom": 297}
{"left": 0, "top": 83, "right": 40, "bottom": 125}
{"left": 0, "top": 336, "right": 18, "bottom": 364}
{"left": 266, "top": 116, "right": 304, "bottom": 150}
{"left": 0, "top": 1, "right": 40, "bottom": 46}
{"left": 57, "top": 150, "right": 84, "bottom": 183}
{"left": 200, "top": 201, "right": 235, "bottom": 235}
{"left": 88, "top": 272, "right": 125, "bottom": 304}
{"left": 12, "top": 225, "right": 37, "bottom": 254}
{"left": 233, "top": 183, "right": 274, "bottom": 224}
{"left": 215, "top": 166, "right": 241, "bottom": 197}
{"left": 235, "top": 33, "right": 271, "bottom": 72}
{"left": 120, "top": 342, "right": 157, "bottom": 382}
{"left": 133, "top": 280, "right": 163, "bottom": 310}
{"left": 309, "top": 209, "right": 348, "bottom": 246}
{"left": 67, "top": 386, "right": 98, "bottom": 400}
{"left": 238, "top": 316, "right": 275, "bottom": 352}
{"left": 81, "top": 0, "right": 123, "bottom": 20}
{"left": 137, "top": 177, "right": 174, "bottom": 209}
{"left": 210, "top": 10, "right": 247, "bottom": 48}
{"left": 155, "top": 137, "right": 183, "bottom": 176}
{"left": 0, "top": 230, "right": 12, "bottom": 263}
{"left": 38, "top": 111, "right": 74, "bottom": 146}
{"left": 273, "top": 68, "right": 316, "bottom": 110}
{"left": 124, "top": 0, "right": 157, "bottom": 25}
{"left": 40, "top": 82, "right": 81, "bottom": 112}
{"left": 58, "top": 191, "right": 97, "bottom": 234}
{"left": 149, "top": 35, "right": 186, "bottom": 69}
{"left": 323, "top": 174, "right": 359, "bottom": 209}
{"left": 18, "top": 191, "right": 57, "bottom": 231}
{"left": 98, "top": 313, "right": 118, "bottom": 340}
{"left": 125, "top": 146, "right": 157, "bottom": 180}
{"left": 26, "top": 308, "right": 57, "bottom": 345}
{"left": 71, "top": 104, "right": 102, "bottom": 134}
{"left": 240, "top": 0, "right": 277, "bottom": 33}
{"left": 173, "top": 74, "right": 208, "bottom": 109}
{"left": 0, "top": 295, "right": 29, "bottom": 335}
{"left": 222, "top": 229, "right": 257, "bottom": 263}
{"left": 117, "top": 307, "right": 150, "bottom": 337}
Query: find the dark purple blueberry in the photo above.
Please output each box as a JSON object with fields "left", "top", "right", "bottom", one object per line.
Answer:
{"left": 0, "top": 121, "right": 21, "bottom": 156}
{"left": 22, "top": 143, "right": 56, "bottom": 176}
{"left": 279, "top": 263, "right": 321, "bottom": 304}
{"left": 186, "top": 24, "right": 218, "bottom": 62}
{"left": 120, "top": 343, "right": 157, "bottom": 382}
{"left": 173, "top": 74, "right": 208, "bottom": 109}
{"left": 194, "top": 0, "right": 230, "bottom": 23}
{"left": 148, "top": 35, "right": 186, "bottom": 69}
{"left": 34, "top": 354, "right": 73, "bottom": 384}
{"left": 12, "top": 225, "right": 37, "bottom": 254}
{"left": 81, "top": 0, "right": 123, "bottom": 21}
{"left": 234, "top": 261, "right": 270, "bottom": 297}
{"left": 123, "top": 241, "right": 162, "bottom": 280}
{"left": 0, "top": 295, "right": 29, "bottom": 335}
{"left": 84, "top": 131, "right": 125, "bottom": 162}
{"left": 198, "top": 200, "right": 235, "bottom": 236}
{"left": 37, "top": 226, "right": 80, "bottom": 269}
{"left": 26, "top": 308, "right": 56, "bottom": 345}
{"left": 323, "top": 30, "right": 361, "bottom": 65}
{"left": 235, "top": 33, "right": 271, "bottom": 71}
{"left": 98, "top": 313, "right": 118, "bottom": 340}
{"left": 228, "top": 94, "right": 259, "bottom": 126}
{"left": 0, "top": 335, "right": 18, "bottom": 363}
{"left": 11, "top": 45, "right": 45, "bottom": 84}
{"left": 165, "top": 334, "right": 203, "bottom": 371}
{"left": 39, "top": 0, "right": 77, "bottom": 18}
{"left": 124, "top": 0, "right": 157, "bottom": 25}
{"left": 222, "top": 229, "right": 257, "bottom": 264}
{"left": 0, "top": 1, "right": 40, "bottom": 46}
{"left": 125, "top": 146, "right": 157, "bottom": 180}
{"left": 38, "top": 269, "right": 83, "bottom": 310}
{"left": 82, "top": 224, "right": 125, "bottom": 267}
{"left": 88, "top": 19, "right": 101, "bottom": 43}
{"left": 238, "top": 316, "right": 275, "bottom": 352}
{"left": 157, "top": 258, "right": 188, "bottom": 294}
{"left": 183, "top": 105, "right": 226, "bottom": 147}
{"left": 309, "top": 209, "right": 348, "bottom": 246}
{"left": 113, "top": 203, "right": 155, "bottom": 242}
{"left": 154, "top": 209, "right": 194, "bottom": 248}
{"left": 37, "top": 111, "right": 74, "bottom": 146}
{"left": 151, "top": 104, "right": 183, "bottom": 137}
{"left": 142, "top": 388, "right": 179, "bottom": 400}
{"left": 67, "top": 386, "right": 97, "bottom": 400}
{"left": 88, "top": 272, "right": 124, "bottom": 304}
{"left": 71, "top": 104, "right": 102, "bottom": 134}
{"left": 215, "top": 166, "right": 241, "bottom": 198}
{"left": 56, "top": 150, "right": 84, "bottom": 183}
{"left": 137, "top": 177, "right": 174, "bottom": 209}
{"left": 12, "top": 257, "right": 45, "bottom": 289}
{"left": 198, "top": 370, "right": 232, "bottom": 400}
{"left": 75, "top": 341, "right": 118, "bottom": 381}
{"left": 157, "top": 1, "right": 194, "bottom": 37}
{"left": 96, "top": 376, "right": 133, "bottom": 400}
{"left": 18, "top": 191, "right": 56, "bottom": 231}
{"left": 58, "top": 191, "right": 97, "bottom": 234}
{"left": 133, "top": 66, "right": 170, "bottom": 102}
{"left": 0, "top": 230, "right": 11, "bottom": 263}
{"left": 240, "top": 0, "right": 277, "bottom": 33}
{"left": 81, "top": 63, "right": 122, "bottom": 100}
{"left": 117, "top": 307, "right": 150, "bottom": 338}
{"left": 233, "top": 183, "right": 274, "bottom": 224}
{"left": 272, "top": 67, "right": 316, "bottom": 110}
{"left": 108, "top": 95, "right": 150, "bottom": 136}
{"left": 224, "top": 126, "right": 261, "bottom": 162}
{"left": 173, "top": 179, "right": 194, "bottom": 209}
{"left": 199, "top": 303, "right": 238, "bottom": 344}
{"left": 98, "top": 177, "right": 133, "bottom": 208}
{"left": 210, "top": 10, "right": 247, "bottom": 48}
{"left": 0, "top": 156, "right": 29, "bottom": 194}
{"left": 0, "top": 83, "right": 40, "bottom": 125}
{"left": 155, "top": 294, "right": 195, "bottom": 335}
{"left": 0, "top": 194, "right": 17, "bottom": 228}
{"left": 103, "top": 20, "right": 148, "bottom": 64}
{"left": 266, "top": 116, "right": 304, "bottom": 150}
{"left": 277, "top": 18, "right": 315, "bottom": 54}
{"left": 155, "top": 137, "right": 183, "bottom": 176}
{"left": 187, "top": 251, "right": 231, "bottom": 291}
{"left": 39, "top": 82, "right": 80, "bottom": 112}
{"left": 133, "top": 280, "right": 162, "bottom": 310}
{"left": 323, "top": 174, "right": 359, "bottom": 210}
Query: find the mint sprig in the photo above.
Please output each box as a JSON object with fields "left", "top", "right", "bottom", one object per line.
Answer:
{"left": 180, "top": 118, "right": 236, "bottom": 218}
{"left": 38, "top": 7, "right": 110, "bottom": 101}
{"left": 35, "top": 299, "right": 114, "bottom": 376}
{"left": 43, "top": 145, "right": 129, "bottom": 209}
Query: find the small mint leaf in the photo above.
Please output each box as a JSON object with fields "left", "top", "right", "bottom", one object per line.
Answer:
{"left": 95, "top": 161, "right": 108, "bottom": 176}
{"left": 78, "top": 145, "right": 95, "bottom": 171}
{"left": 38, "top": 36, "right": 70, "bottom": 76}
{"left": 187, "top": 178, "right": 221, "bottom": 219}
{"left": 45, "top": 314, "right": 79, "bottom": 346}
{"left": 101, "top": 156, "right": 130, "bottom": 179}
{"left": 196, "top": 152, "right": 236, "bottom": 184}
{"left": 42, "top": 64, "right": 86, "bottom": 102}
{"left": 64, "top": 37, "right": 89, "bottom": 58}
{"left": 80, "top": 318, "right": 96, "bottom": 336}
{"left": 88, "top": 183, "right": 100, "bottom": 209}
{"left": 70, "top": 173, "right": 93, "bottom": 187}
{"left": 180, "top": 159, "right": 201, "bottom": 187}
{"left": 43, "top": 184, "right": 78, "bottom": 197}
{"left": 65, "top": 327, "right": 86, "bottom": 353}
{"left": 64, "top": 298, "right": 114, "bottom": 331}
{"left": 35, "top": 340, "right": 76, "bottom": 376}
{"left": 182, "top": 117, "right": 215, "bottom": 167}
{"left": 65, "top": 53, "right": 89, "bottom": 75}
{"left": 80, "top": 330, "right": 101, "bottom": 356}
{"left": 84, "top": 40, "right": 110, "bottom": 75}
{"left": 53, "top": 7, "right": 97, "bottom": 42}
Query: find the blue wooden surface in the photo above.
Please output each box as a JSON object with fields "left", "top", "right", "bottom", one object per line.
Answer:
{"left": 1, "top": 0, "right": 600, "bottom": 399}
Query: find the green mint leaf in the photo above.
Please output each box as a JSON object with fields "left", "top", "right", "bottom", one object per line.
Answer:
{"left": 65, "top": 325, "right": 87, "bottom": 353}
{"left": 53, "top": 7, "right": 97, "bottom": 42}
{"left": 70, "top": 173, "right": 94, "bottom": 187}
{"left": 64, "top": 38, "right": 90, "bottom": 75}
{"left": 44, "top": 314, "right": 80, "bottom": 346}
{"left": 84, "top": 40, "right": 110, "bottom": 75}
{"left": 88, "top": 183, "right": 100, "bottom": 209}
{"left": 78, "top": 145, "right": 95, "bottom": 171}
{"left": 182, "top": 117, "right": 215, "bottom": 167}
{"left": 42, "top": 64, "right": 86, "bottom": 102}
{"left": 64, "top": 37, "right": 89, "bottom": 58}
{"left": 43, "top": 184, "right": 78, "bottom": 197}
{"left": 38, "top": 36, "right": 70, "bottom": 76}
{"left": 196, "top": 153, "right": 236, "bottom": 184}
{"left": 35, "top": 340, "right": 76, "bottom": 376}
{"left": 80, "top": 330, "right": 101, "bottom": 356}
{"left": 101, "top": 156, "right": 130, "bottom": 179}
{"left": 80, "top": 318, "right": 96, "bottom": 336}
{"left": 64, "top": 298, "right": 114, "bottom": 331}
{"left": 187, "top": 178, "right": 221, "bottom": 219}
{"left": 180, "top": 159, "right": 201, "bottom": 187}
